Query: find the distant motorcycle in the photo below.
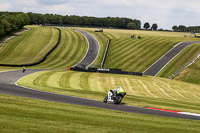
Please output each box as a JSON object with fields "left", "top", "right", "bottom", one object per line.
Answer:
{"left": 103, "top": 86, "right": 126, "bottom": 104}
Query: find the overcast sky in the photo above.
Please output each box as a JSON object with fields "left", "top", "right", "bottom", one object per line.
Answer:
{"left": 1, "top": 0, "right": 200, "bottom": 29}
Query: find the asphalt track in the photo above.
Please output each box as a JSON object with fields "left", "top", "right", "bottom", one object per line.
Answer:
{"left": 73, "top": 29, "right": 99, "bottom": 67}
{"left": 0, "top": 30, "right": 200, "bottom": 120}
{"left": 144, "top": 41, "right": 200, "bottom": 76}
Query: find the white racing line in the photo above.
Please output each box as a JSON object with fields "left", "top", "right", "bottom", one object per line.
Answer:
{"left": 178, "top": 112, "right": 200, "bottom": 117}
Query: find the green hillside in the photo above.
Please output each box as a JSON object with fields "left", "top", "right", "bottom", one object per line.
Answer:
{"left": 30, "top": 28, "right": 88, "bottom": 69}
{"left": 0, "top": 26, "right": 59, "bottom": 65}
{"left": 18, "top": 70, "right": 200, "bottom": 114}
{"left": 175, "top": 57, "right": 200, "bottom": 84}
{"left": 100, "top": 29, "right": 200, "bottom": 72}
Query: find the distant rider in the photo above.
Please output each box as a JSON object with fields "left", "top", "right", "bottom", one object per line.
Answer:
{"left": 22, "top": 66, "right": 26, "bottom": 73}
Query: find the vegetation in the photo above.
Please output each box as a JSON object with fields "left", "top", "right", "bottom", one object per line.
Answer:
{"left": 27, "top": 12, "right": 141, "bottom": 29}
{"left": 30, "top": 27, "right": 88, "bottom": 69}
{"left": 18, "top": 70, "right": 200, "bottom": 114}
{"left": 0, "top": 12, "right": 29, "bottom": 37}
{"left": 143, "top": 22, "right": 150, "bottom": 30}
{"left": 151, "top": 23, "right": 158, "bottom": 31}
{"left": 174, "top": 57, "right": 200, "bottom": 84}
{"left": 1, "top": 93, "right": 200, "bottom": 133}
{"left": 172, "top": 25, "right": 200, "bottom": 33}
{"left": 101, "top": 29, "right": 200, "bottom": 72}
{"left": 157, "top": 43, "right": 200, "bottom": 83}
{"left": 0, "top": 26, "right": 59, "bottom": 65}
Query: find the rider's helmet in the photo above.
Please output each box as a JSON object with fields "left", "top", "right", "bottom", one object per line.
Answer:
{"left": 118, "top": 86, "right": 122, "bottom": 90}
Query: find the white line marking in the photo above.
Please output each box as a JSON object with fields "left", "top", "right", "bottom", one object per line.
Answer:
{"left": 178, "top": 112, "right": 200, "bottom": 117}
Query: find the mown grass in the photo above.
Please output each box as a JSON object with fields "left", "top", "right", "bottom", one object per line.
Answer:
{"left": 99, "top": 29, "right": 200, "bottom": 72}
{"left": 0, "top": 26, "right": 58, "bottom": 65}
{"left": 18, "top": 70, "right": 200, "bottom": 114}
{"left": 29, "top": 28, "right": 88, "bottom": 69}
{"left": 157, "top": 43, "right": 200, "bottom": 81}
{"left": 1, "top": 94, "right": 200, "bottom": 133}
{"left": 174, "top": 57, "right": 200, "bottom": 84}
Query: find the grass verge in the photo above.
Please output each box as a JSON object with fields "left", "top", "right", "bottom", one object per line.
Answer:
{"left": 0, "top": 93, "right": 200, "bottom": 133}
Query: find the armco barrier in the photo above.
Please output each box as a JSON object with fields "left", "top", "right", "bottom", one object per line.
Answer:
{"left": 0, "top": 28, "right": 61, "bottom": 67}
{"left": 70, "top": 67, "right": 143, "bottom": 76}
{"left": 101, "top": 38, "right": 111, "bottom": 68}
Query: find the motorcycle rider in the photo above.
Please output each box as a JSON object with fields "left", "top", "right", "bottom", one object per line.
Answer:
{"left": 107, "top": 86, "right": 123, "bottom": 102}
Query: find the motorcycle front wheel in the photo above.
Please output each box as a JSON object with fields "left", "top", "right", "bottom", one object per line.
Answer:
{"left": 114, "top": 96, "right": 122, "bottom": 104}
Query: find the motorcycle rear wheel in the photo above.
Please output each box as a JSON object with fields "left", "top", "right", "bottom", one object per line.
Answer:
{"left": 103, "top": 96, "right": 108, "bottom": 103}
{"left": 114, "top": 96, "right": 122, "bottom": 104}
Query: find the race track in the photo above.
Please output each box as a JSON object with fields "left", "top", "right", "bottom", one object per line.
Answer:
{"left": 0, "top": 30, "right": 200, "bottom": 120}
{"left": 144, "top": 41, "right": 200, "bottom": 76}
{"left": 0, "top": 70, "right": 200, "bottom": 120}
{"left": 73, "top": 29, "right": 99, "bottom": 67}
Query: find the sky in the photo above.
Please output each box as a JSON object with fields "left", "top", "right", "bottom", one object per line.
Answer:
{"left": 0, "top": 0, "right": 200, "bottom": 30}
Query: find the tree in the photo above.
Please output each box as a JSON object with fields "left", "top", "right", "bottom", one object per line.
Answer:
{"left": 151, "top": 23, "right": 158, "bottom": 31}
{"left": 143, "top": 22, "right": 150, "bottom": 30}
{"left": 127, "top": 22, "right": 137, "bottom": 29}
{"left": 1, "top": 19, "right": 11, "bottom": 33}
{"left": 172, "top": 25, "right": 178, "bottom": 32}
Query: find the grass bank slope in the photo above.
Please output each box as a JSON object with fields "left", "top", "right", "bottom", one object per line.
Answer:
{"left": 18, "top": 70, "right": 200, "bottom": 114}
{"left": 0, "top": 26, "right": 58, "bottom": 65}
{"left": 30, "top": 28, "right": 88, "bottom": 69}
{"left": 1, "top": 94, "right": 200, "bottom": 133}
{"left": 174, "top": 57, "right": 200, "bottom": 84}
{"left": 101, "top": 29, "right": 200, "bottom": 72}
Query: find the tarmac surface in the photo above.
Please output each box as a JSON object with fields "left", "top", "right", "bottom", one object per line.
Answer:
{"left": 144, "top": 41, "right": 200, "bottom": 76}
{"left": 0, "top": 30, "right": 200, "bottom": 120}
{"left": 73, "top": 29, "right": 99, "bottom": 67}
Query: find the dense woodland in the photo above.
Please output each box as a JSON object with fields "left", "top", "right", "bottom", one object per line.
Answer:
{"left": 172, "top": 25, "right": 200, "bottom": 33}
{"left": 0, "top": 12, "right": 141, "bottom": 37}
{"left": 0, "top": 12, "right": 29, "bottom": 36}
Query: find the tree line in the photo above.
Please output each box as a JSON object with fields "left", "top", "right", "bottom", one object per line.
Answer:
{"left": 27, "top": 12, "right": 141, "bottom": 29}
{"left": 0, "top": 11, "right": 142, "bottom": 37}
{"left": 172, "top": 25, "right": 200, "bottom": 33}
{"left": 0, "top": 12, "right": 30, "bottom": 36}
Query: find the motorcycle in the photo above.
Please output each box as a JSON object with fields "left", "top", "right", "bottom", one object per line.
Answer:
{"left": 103, "top": 87, "right": 126, "bottom": 104}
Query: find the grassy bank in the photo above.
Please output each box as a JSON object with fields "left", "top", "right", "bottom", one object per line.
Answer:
{"left": 0, "top": 93, "right": 200, "bottom": 133}
{"left": 18, "top": 70, "right": 200, "bottom": 114}
{"left": 0, "top": 26, "right": 59, "bottom": 65}
{"left": 102, "top": 29, "right": 200, "bottom": 72}
{"left": 174, "top": 57, "right": 200, "bottom": 84}
{"left": 29, "top": 28, "right": 88, "bottom": 69}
